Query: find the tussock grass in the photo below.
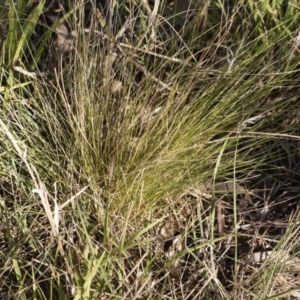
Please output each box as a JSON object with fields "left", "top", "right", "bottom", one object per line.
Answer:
{"left": 1, "top": 0, "right": 300, "bottom": 299}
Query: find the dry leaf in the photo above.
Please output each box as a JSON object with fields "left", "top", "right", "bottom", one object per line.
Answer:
{"left": 44, "top": 13, "right": 74, "bottom": 57}
{"left": 111, "top": 80, "right": 122, "bottom": 93}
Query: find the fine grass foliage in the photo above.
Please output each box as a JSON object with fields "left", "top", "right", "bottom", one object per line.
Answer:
{"left": 1, "top": 0, "right": 300, "bottom": 299}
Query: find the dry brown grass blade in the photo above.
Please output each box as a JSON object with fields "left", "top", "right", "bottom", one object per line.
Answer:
{"left": 0, "top": 118, "right": 76, "bottom": 296}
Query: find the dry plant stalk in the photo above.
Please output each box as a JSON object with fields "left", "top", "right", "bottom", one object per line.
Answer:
{"left": 0, "top": 118, "right": 76, "bottom": 296}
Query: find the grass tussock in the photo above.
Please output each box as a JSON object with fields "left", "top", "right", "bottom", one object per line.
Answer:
{"left": 1, "top": 0, "right": 300, "bottom": 299}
